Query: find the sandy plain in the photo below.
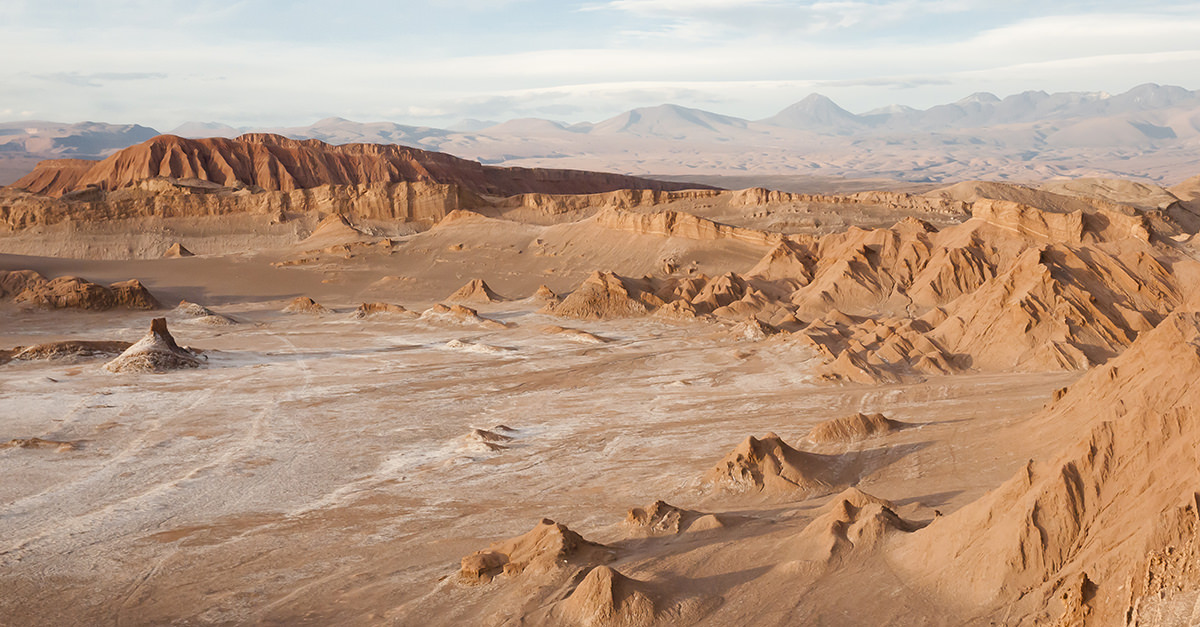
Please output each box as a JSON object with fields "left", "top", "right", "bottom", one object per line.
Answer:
{"left": 0, "top": 260, "right": 1076, "bottom": 624}
{"left": 5, "top": 132, "right": 1200, "bottom": 625}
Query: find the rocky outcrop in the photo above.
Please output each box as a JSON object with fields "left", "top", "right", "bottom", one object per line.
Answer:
{"left": 557, "top": 566, "right": 657, "bottom": 627}
{"left": 0, "top": 179, "right": 475, "bottom": 230}
{"left": 9, "top": 340, "right": 132, "bottom": 361}
{"left": 10, "top": 133, "right": 705, "bottom": 198}
{"left": 805, "top": 413, "right": 906, "bottom": 444}
{"left": 894, "top": 310, "right": 1200, "bottom": 625}
{"left": 0, "top": 270, "right": 48, "bottom": 298}
{"left": 103, "top": 318, "right": 201, "bottom": 373}
{"left": 592, "top": 207, "right": 782, "bottom": 247}
{"left": 793, "top": 488, "right": 925, "bottom": 563}
{"left": 419, "top": 303, "right": 507, "bottom": 329}
{"left": 352, "top": 302, "right": 415, "bottom": 319}
{"left": 172, "top": 300, "right": 237, "bottom": 325}
{"left": 447, "top": 278, "right": 507, "bottom": 303}
{"left": 282, "top": 297, "right": 330, "bottom": 315}
{"left": 624, "top": 500, "right": 720, "bottom": 536}
{"left": 163, "top": 242, "right": 193, "bottom": 257}
{"left": 703, "top": 433, "right": 834, "bottom": 496}
{"left": 459, "top": 518, "right": 613, "bottom": 584}
{"left": 8, "top": 273, "right": 159, "bottom": 310}
{"left": 541, "top": 271, "right": 656, "bottom": 320}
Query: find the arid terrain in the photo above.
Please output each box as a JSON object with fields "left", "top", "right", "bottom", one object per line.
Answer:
{"left": 4, "top": 133, "right": 1200, "bottom": 625}
{"left": 5, "top": 84, "right": 1200, "bottom": 190}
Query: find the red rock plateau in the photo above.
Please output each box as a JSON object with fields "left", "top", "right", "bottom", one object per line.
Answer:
{"left": 5, "top": 136, "right": 1200, "bottom": 625}
{"left": 11, "top": 133, "right": 709, "bottom": 199}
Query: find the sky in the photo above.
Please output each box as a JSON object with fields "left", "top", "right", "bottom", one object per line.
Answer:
{"left": 3, "top": 0, "right": 1200, "bottom": 130}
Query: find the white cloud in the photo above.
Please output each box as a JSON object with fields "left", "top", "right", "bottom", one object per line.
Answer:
{"left": 0, "top": 2, "right": 1197, "bottom": 127}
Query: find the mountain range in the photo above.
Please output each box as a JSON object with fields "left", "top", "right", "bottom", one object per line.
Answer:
{"left": 3, "top": 84, "right": 1198, "bottom": 188}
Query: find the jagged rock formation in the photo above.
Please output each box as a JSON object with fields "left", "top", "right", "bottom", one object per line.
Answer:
{"left": 0, "top": 177, "right": 477, "bottom": 230}
{"left": 531, "top": 285, "right": 559, "bottom": 304}
{"left": 703, "top": 433, "right": 834, "bottom": 496}
{"left": 10, "top": 133, "right": 705, "bottom": 198}
{"left": 746, "top": 240, "right": 814, "bottom": 283}
{"left": 459, "top": 518, "right": 613, "bottom": 584}
{"left": 4, "top": 272, "right": 159, "bottom": 310}
{"left": 486, "top": 185, "right": 967, "bottom": 225}
{"left": 541, "top": 271, "right": 657, "bottom": 320}
{"left": 447, "top": 279, "right": 507, "bottom": 304}
{"left": 103, "top": 318, "right": 201, "bottom": 373}
{"left": 806, "top": 413, "right": 906, "bottom": 444}
{"left": 624, "top": 501, "right": 721, "bottom": 536}
{"left": 531, "top": 183, "right": 1191, "bottom": 384}
{"left": 0, "top": 269, "right": 47, "bottom": 298}
{"left": 893, "top": 310, "right": 1200, "bottom": 625}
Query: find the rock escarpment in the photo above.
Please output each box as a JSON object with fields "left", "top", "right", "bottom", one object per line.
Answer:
{"left": 10, "top": 133, "right": 706, "bottom": 198}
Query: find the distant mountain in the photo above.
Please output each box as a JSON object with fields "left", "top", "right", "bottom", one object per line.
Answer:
{"left": 450, "top": 118, "right": 499, "bottom": 132}
{"left": 259, "top": 117, "right": 452, "bottom": 147}
{"left": 0, "top": 121, "right": 159, "bottom": 157}
{"left": 4, "top": 83, "right": 1200, "bottom": 187}
{"left": 169, "top": 121, "right": 243, "bottom": 138}
{"left": 755, "top": 84, "right": 1199, "bottom": 134}
{"left": 479, "top": 118, "right": 574, "bottom": 135}
{"left": 588, "top": 104, "right": 751, "bottom": 139}
{"left": 759, "top": 94, "right": 863, "bottom": 134}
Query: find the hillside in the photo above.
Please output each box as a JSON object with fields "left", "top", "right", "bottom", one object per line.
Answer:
{"left": 6, "top": 133, "right": 708, "bottom": 198}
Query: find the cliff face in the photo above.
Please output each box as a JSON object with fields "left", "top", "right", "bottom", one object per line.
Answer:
{"left": 8, "top": 133, "right": 709, "bottom": 198}
{"left": 0, "top": 180, "right": 475, "bottom": 230}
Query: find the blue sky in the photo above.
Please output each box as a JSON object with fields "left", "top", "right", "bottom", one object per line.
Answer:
{"left": 3, "top": 0, "right": 1200, "bottom": 129}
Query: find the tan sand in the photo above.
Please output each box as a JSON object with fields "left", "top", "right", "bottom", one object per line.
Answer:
{"left": 3, "top": 137, "right": 1200, "bottom": 625}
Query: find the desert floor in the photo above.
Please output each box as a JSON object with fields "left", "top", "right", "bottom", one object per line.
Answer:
{"left": 0, "top": 253, "right": 1079, "bottom": 625}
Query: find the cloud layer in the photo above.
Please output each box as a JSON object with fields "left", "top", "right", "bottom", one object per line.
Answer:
{"left": 2, "top": 1, "right": 1198, "bottom": 128}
